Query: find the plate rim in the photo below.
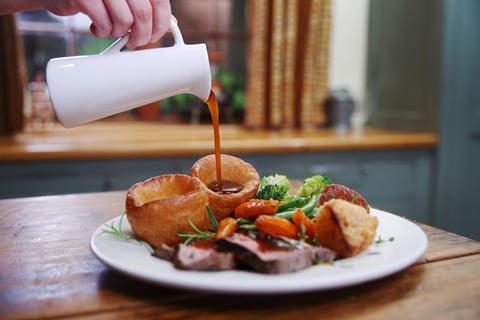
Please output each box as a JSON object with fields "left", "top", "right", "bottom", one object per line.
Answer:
{"left": 90, "top": 208, "right": 428, "bottom": 294}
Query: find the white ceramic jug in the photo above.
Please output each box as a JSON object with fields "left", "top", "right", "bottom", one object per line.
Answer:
{"left": 46, "top": 20, "right": 211, "bottom": 128}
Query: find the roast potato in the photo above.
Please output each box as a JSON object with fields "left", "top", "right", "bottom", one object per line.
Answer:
{"left": 315, "top": 199, "right": 378, "bottom": 257}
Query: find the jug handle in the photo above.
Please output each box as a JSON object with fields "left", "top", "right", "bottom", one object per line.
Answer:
{"left": 100, "top": 18, "right": 185, "bottom": 55}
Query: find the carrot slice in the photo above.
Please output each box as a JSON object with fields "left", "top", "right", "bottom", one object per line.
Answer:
{"left": 292, "top": 210, "right": 316, "bottom": 238}
{"left": 234, "top": 202, "right": 249, "bottom": 218}
{"left": 255, "top": 215, "right": 298, "bottom": 239}
{"left": 215, "top": 217, "right": 238, "bottom": 240}
{"left": 234, "top": 199, "right": 279, "bottom": 219}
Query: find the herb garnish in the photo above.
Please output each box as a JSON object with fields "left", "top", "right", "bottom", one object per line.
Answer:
{"left": 177, "top": 206, "right": 217, "bottom": 245}
{"left": 375, "top": 236, "right": 385, "bottom": 245}
{"left": 98, "top": 212, "right": 152, "bottom": 252}
{"left": 351, "top": 192, "right": 358, "bottom": 204}
{"left": 207, "top": 206, "right": 218, "bottom": 231}
{"left": 375, "top": 236, "right": 396, "bottom": 245}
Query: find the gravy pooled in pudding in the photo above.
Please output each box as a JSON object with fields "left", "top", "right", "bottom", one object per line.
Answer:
{"left": 207, "top": 180, "right": 243, "bottom": 194}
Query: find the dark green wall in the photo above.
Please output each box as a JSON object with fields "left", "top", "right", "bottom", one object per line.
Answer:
{"left": 367, "top": 0, "right": 443, "bottom": 132}
{"left": 435, "top": 0, "right": 480, "bottom": 240}
{"left": 367, "top": 0, "right": 480, "bottom": 240}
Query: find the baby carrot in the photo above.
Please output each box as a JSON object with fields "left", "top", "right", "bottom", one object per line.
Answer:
{"left": 292, "top": 210, "right": 316, "bottom": 238}
{"left": 215, "top": 217, "right": 238, "bottom": 240}
{"left": 234, "top": 199, "right": 279, "bottom": 219}
{"left": 255, "top": 215, "right": 298, "bottom": 239}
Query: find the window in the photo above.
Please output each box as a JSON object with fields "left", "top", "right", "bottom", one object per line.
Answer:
{"left": 16, "top": 0, "right": 247, "bottom": 129}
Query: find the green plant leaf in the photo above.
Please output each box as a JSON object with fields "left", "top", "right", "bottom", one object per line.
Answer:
{"left": 206, "top": 206, "right": 218, "bottom": 231}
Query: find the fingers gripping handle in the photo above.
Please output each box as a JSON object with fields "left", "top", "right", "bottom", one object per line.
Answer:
{"left": 101, "top": 36, "right": 129, "bottom": 55}
{"left": 101, "top": 18, "right": 184, "bottom": 55}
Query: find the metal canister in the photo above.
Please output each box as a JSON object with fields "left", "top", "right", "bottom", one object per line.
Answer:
{"left": 325, "top": 88, "right": 354, "bottom": 133}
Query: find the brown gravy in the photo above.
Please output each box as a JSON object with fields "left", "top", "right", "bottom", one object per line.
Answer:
{"left": 206, "top": 91, "right": 222, "bottom": 187}
{"left": 206, "top": 91, "right": 243, "bottom": 195}
{"left": 191, "top": 238, "right": 216, "bottom": 249}
{"left": 207, "top": 180, "right": 244, "bottom": 194}
{"left": 256, "top": 239, "right": 291, "bottom": 252}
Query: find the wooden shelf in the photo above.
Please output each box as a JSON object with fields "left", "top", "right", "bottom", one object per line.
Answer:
{"left": 0, "top": 123, "right": 438, "bottom": 162}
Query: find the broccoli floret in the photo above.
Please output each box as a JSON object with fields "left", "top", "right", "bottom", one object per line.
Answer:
{"left": 256, "top": 174, "right": 290, "bottom": 200}
{"left": 297, "top": 175, "right": 332, "bottom": 197}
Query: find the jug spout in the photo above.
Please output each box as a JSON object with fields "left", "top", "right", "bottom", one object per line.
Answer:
{"left": 189, "top": 47, "right": 212, "bottom": 102}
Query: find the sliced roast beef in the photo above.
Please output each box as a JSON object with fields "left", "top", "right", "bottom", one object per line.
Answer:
{"left": 216, "top": 232, "right": 336, "bottom": 274}
{"left": 312, "top": 246, "right": 337, "bottom": 264}
{"left": 153, "top": 244, "right": 175, "bottom": 261}
{"left": 173, "top": 243, "right": 235, "bottom": 271}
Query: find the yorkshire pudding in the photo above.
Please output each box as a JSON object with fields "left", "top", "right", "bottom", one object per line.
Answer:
{"left": 190, "top": 154, "right": 260, "bottom": 220}
{"left": 126, "top": 174, "right": 210, "bottom": 247}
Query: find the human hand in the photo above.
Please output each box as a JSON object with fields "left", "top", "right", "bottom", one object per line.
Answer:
{"left": 44, "top": 0, "right": 172, "bottom": 48}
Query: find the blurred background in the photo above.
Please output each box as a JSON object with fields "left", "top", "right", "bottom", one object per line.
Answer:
{"left": 0, "top": 0, "right": 478, "bottom": 240}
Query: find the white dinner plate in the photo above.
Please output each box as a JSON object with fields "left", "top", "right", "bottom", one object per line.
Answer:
{"left": 90, "top": 208, "right": 428, "bottom": 294}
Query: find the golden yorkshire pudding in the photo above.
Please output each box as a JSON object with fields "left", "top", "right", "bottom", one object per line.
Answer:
{"left": 126, "top": 174, "right": 210, "bottom": 247}
{"left": 190, "top": 154, "right": 260, "bottom": 220}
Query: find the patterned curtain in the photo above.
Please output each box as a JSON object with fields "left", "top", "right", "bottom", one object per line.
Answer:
{"left": 245, "top": 0, "right": 331, "bottom": 129}
{"left": 0, "top": 14, "right": 24, "bottom": 134}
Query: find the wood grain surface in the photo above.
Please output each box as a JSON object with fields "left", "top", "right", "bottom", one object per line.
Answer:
{"left": 1, "top": 191, "right": 478, "bottom": 320}
{"left": 0, "top": 123, "right": 437, "bottom": 162}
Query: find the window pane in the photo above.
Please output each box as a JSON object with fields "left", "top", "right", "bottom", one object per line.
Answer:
{"left": 76, "top": 34, "right": 115, "bottom": 56}
{"left": 17, "top": 9, "right": 63, "bottom": 24}
{"left": 22, "top": 33, "right": 66, "bottom": 81}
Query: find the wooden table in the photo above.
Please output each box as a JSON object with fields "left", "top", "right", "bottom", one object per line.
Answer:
{"left": 1, "top": 191, "right": 479, "bottom": 320}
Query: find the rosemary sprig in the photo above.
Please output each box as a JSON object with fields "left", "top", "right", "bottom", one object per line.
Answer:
{"left": 207, "top": 206, "right": 218, "bottom": 231}
{"left": 177, "top": 207, "right": 218, "bottom": 245}
{"left": 98, "top": 212, "right": 153, "bottom": 253}
{"left": 99, "top": 212, "right": 131, "bottom": 241}
{"left": 177, "top": 221, "right": 215, "bottom": 245}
